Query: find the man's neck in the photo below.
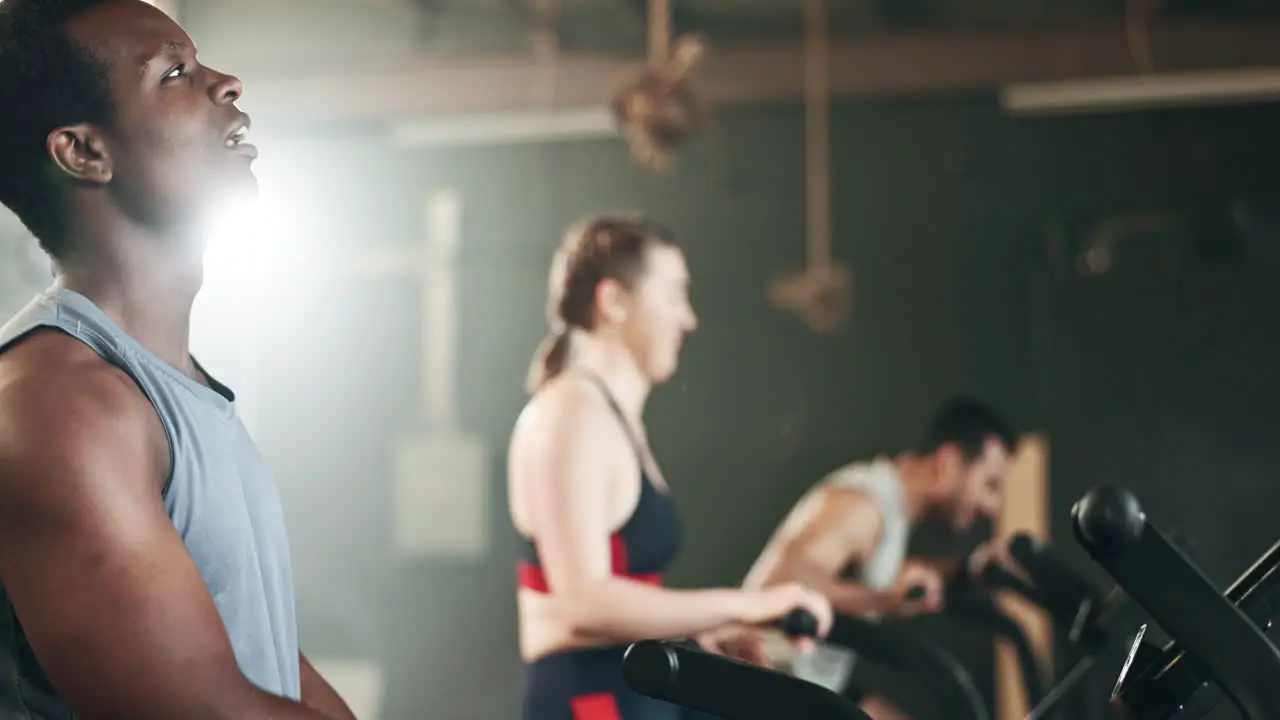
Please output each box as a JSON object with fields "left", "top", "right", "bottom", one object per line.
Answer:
{"left": 892, "top": 453, "right": 934, "bottom": 522}
{"left": 574, "top": 335, "right": 651, "bottom": 424}
{"left": 58, "top": 234, "right": 204, "bottom": 377}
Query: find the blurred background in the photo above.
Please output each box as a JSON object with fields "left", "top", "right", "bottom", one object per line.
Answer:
{"left": 4, "top": 0, "right": 1280, "bottom": 717}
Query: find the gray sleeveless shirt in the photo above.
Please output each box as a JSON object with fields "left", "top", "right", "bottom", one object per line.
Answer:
{"left": 791, "top": 457, "right": 912, "bottom": 692}
{"left": 0, "top": 286, "right": 301, "bottom": 718}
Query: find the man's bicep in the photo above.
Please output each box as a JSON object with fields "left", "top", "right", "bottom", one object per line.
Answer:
{"left": 0, "top": 390, "right": 245, "bottom": 718}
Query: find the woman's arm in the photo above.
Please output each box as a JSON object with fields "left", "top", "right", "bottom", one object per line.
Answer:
{"left": 523, "top": 382, "right": 805, "bottom": 641}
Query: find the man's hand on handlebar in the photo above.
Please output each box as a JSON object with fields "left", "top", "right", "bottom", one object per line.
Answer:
{"left": 889, "top": 561, "right": 946, "bottom": 616}
{"left": 966, "top": 539, "right": 1012, "bottom": 579}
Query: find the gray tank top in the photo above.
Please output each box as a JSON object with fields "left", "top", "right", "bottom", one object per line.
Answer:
{"left": 0, "top": 286, "right": 301, "bottom": 718}
{"left": 791, "top": 456, "right": 911, "bottom": 692}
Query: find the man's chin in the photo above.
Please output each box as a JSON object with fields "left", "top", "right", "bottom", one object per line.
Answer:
{"left": 224, "top": 173, "right": 260, "bottom": 202}
{"left": 207, "top": 182, "right": 260, "bottom": 223}
{"left": 212, "top": 163, "right": 261, "bottom": 200}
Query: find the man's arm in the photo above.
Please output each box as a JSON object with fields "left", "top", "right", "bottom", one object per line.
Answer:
{"left": 300, "top": 652, "right": 356, "bottom": 720}
{"left": 913, "top": 554, "right": 967, "bottom": 578}
{"left": 743, "top": 487, "right": 894, "bottom": 617}
{"left": 915, "top": 538, "right": 1011, "bottom": 582}
{"left": 0, "top": 354, "right": 330, "bottom": 720}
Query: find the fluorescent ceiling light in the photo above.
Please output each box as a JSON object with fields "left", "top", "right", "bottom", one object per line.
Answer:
{"left": 1000, "top": 67, "right": 1280, "bottom": 116}
{"left": 388, "top": 106, "right": 616, "bottom": 148}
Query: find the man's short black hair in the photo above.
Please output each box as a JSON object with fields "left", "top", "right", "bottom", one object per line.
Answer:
{"left": 0, "top": 0, "right": 117, "bottom": 259}
{"left": 915, "top": 396, "right": 1018, "bottom": 461}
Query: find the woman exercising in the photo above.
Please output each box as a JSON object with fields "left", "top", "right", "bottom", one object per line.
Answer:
{"left": 508, "top": 214, "right": 832, "bottom": 720}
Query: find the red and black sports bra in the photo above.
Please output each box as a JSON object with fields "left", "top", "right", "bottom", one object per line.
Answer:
{"left": 516, "top": 374, "right": 683, "bottom": 593}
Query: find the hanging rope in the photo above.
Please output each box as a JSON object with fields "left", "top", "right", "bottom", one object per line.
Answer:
{"left": 1126, "top": 0, "right": 1160, "bottom": 74}
{"left": 767, "top": 0, "right": 851, "bottom": 335}
{"left": 804, "top": 0, "right": 830, "bottom": 270}
{"left": 648, "top": 0, "right": 670, "bottom": 68}
{"left": 529, "top": 0, "right": 561, "bottom": 108}
{"left": 611, "top": 0, "right": 708, "bottom": 171}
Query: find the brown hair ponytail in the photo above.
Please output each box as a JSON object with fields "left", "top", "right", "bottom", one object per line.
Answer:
{"left": 525, "top": 329, "right": 575, "bottom": 393}
{"left": 524, "top": 214, "right": 675, "bottom": 394}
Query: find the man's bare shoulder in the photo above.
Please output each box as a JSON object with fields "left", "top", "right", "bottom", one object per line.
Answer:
{"left": 812, "top": 483, "right": 884, "bottom": 522}
{"left": 0, "top": 329, "right": 161, "bottom": 488}
{"left": 1, "top": 327, "right": 121, "bottom": 378}
{"left": 0, "top": 338, "right": 279, "bottom": 718}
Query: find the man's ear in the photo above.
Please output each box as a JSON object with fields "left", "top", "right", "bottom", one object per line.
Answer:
{"left": 47, "top": 124, "right": 112, "bottom": 184}
{"left": 931, "top": 444, "right": 966, "bottom": 490}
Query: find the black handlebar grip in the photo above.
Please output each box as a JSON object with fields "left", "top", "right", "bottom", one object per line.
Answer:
{"left": 623, "top": 639, "right": 875, "bottom": 719}
{"left": 622, "top": 641, "right": 679, "bottom": 698}
{"left": 1008, "top": 534, "right": 1042, "bottom": 565}
{"left": 979, "top": 562, "right": 1045, "bottom": 603}
{"left": 776, "top": 608, "right": 820, "bottom": 638}
{"left": 1007, "top": 533, "right": 1095, "bottom": 605}
{"left": 1073, "top": 486, "right": 1146, "bottom": 560}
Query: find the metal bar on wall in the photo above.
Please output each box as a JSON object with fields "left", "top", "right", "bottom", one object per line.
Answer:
{"left": 423, "top": 190, "right": 462, "bottom": 431}
{"left": 241, "top": 22, "right": 1280, "bottom": 127}
{"left": 390, "top": 189, "right": 490, "bottom": 562}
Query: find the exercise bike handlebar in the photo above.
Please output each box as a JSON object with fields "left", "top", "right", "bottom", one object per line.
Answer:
{"left": 961, "top": 534, "right": 1100, "bottom": 632}
{"left": 1072, "top": 486, "right": 1280, "bottom": 720}
{"left": 622, "top": 640, "right": 871, "bottom": 720}
{"left": 1008, "top": 533, "right": 1099, "bottom": 605}
{"left": 977, "top": 560, "right": 1044, "bottom": 604}
{"left": 823, "top": 612, "right": 991, "bottom": 720}
{"left": 1004, "top": 532, "right": 1125, "bottom": 649}
{"left": 1115, "top": 537, "right": 1280, "bottom": 719}
{"left": 774, "top": 608, "right": 822, "bottom": 638}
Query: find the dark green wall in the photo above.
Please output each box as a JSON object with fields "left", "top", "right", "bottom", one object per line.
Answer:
{"left": 253, "top": 96, "right": 1280, "bottom": 718}
{"left": 2, "top": 77, "right": 1278, "bottom": 720}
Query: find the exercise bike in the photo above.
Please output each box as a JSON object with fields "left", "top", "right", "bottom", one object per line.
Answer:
{"left": 1072, "top": 486, "right": 1280, "bottom": 720}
